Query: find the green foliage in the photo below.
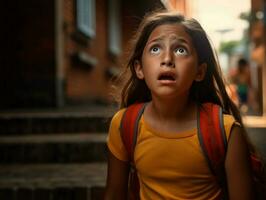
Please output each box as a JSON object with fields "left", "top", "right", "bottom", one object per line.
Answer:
{"left": 239, "top": 12, "right": 250, "bottom": 22}
{"left": 219, "top": 40, "right": 240, "bottom": 55}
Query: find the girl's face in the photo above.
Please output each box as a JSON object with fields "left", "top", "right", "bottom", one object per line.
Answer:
{"left": 134, "top": 23, "right": 206, "bottom": 100}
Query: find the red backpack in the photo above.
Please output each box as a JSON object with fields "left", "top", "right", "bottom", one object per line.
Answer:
{"left": 120, "top": 102, "right": 264, "bottom": 200}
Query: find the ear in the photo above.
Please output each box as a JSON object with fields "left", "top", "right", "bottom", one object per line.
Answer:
{"left": 195, "top": 63, "right": 207, "bottom": 81}
{"left": 134, "top": 60, "right": 144, "bottom": 80}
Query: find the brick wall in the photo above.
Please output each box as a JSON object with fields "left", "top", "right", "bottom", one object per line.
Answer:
{"left": 63, "top": 0, "right": 166, "bottom": 105}
{"left": 63, "top": 0, "right": 116, "bottom": 104}
{"left": 0, "top": 0, "right": 168, "bottom": 109}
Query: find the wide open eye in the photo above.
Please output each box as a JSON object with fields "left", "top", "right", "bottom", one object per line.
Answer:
{"left": 150, "top": 46, "right": 161, "bottom": 54}
{"left": 174, "top": 47, "right": 188, "bottom": 56}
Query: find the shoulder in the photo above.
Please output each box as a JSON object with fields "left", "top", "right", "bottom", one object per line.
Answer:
{"left": 109, "top": 108, "right": 127, "bottom": 129}
{"left": 223, "top": 114, "right": 235, "bottom": 127}
{"left": 107, "top": 108, "right": 129, "bottom": 162}
{"left": 110, "top": 103, "right": 146, "bottom": 129}
{"left": 223, "top": 114, "right": 240, "bottom": 141}
{"left": 200, "top": 103, "right": 237, "bottom": 141}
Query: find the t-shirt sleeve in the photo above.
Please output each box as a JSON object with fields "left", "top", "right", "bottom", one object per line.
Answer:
{"left": 107, "top": 108, "right": 129, "bottom": 162}
{"left": 223, "top": 114, "right": 239, "bottom": 141}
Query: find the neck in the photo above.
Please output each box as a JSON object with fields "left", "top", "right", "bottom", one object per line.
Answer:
{"left": 148, "top": 94, "right": 196, "bottom": 121}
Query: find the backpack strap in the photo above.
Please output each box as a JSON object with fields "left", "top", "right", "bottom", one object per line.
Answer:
{"left": 120, "top": 103, "right": 146, "bottom": 200}
{"left": 120, "top": 103, "right": 146, "bottom": 161}
{"left": 197, "top": 103, "right": 227, "bottom": 181}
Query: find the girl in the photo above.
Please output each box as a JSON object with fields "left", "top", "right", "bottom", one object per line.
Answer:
{"left": 105, "top": 10, "right": 254, "bottom": 200}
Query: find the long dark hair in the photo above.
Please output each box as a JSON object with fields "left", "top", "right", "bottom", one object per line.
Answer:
{"left": 117, "top": 10, "right": 243, "bottom": 124}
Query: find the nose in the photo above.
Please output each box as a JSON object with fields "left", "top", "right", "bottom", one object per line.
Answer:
{"left": 160, "top": 50, "right": 175, "bottom": 68}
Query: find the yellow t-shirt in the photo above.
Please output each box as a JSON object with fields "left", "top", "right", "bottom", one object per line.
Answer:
{"left": 107, "top": 108, "right": 235, "bottom": 200}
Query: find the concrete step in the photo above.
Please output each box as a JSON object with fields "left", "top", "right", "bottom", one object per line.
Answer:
{"left": 0, "top": 133, "right": 108, "bottom": 164}
{"left": 0, "top": 111, "right": 113, "bottom": 135}
{"left": 0, "top": 187, "right": 104, "bottom": 200}
{"left": 0, "top": 163, "right": 106, "bottom": 200}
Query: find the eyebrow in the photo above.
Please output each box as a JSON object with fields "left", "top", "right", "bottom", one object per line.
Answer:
{"left": 175, "top": 38, "right": 189, "bottom": 45}
{"left": 148, "top": 36, "right": 190, "bottom": 45}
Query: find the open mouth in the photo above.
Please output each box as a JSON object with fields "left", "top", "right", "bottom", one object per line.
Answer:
{"left": 158, "top": 73, "right": 176, "bottom": 81}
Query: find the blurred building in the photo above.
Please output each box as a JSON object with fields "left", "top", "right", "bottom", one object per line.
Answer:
{"left": 0, "top": 0, "right": 194, "bottom": 110}
{"left": 250, "top": 0, "right": 266, "bottom": 115}
{"left": 160, "top": 0, "right": 195, "bottom": 16}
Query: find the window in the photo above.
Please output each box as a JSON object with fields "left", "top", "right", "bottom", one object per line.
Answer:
{"left": 108, "top": 0, "right": 121, "bottom": 55}
{"left": 77, "top": 0, "right": 96, "bottom": 38}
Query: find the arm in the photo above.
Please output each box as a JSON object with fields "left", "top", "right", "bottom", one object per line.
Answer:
{"left": 225, "top": 124, "right": 254, "bottom": 200}
{"left": 104, "top": 150, "right": 130, "bottom": 200}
